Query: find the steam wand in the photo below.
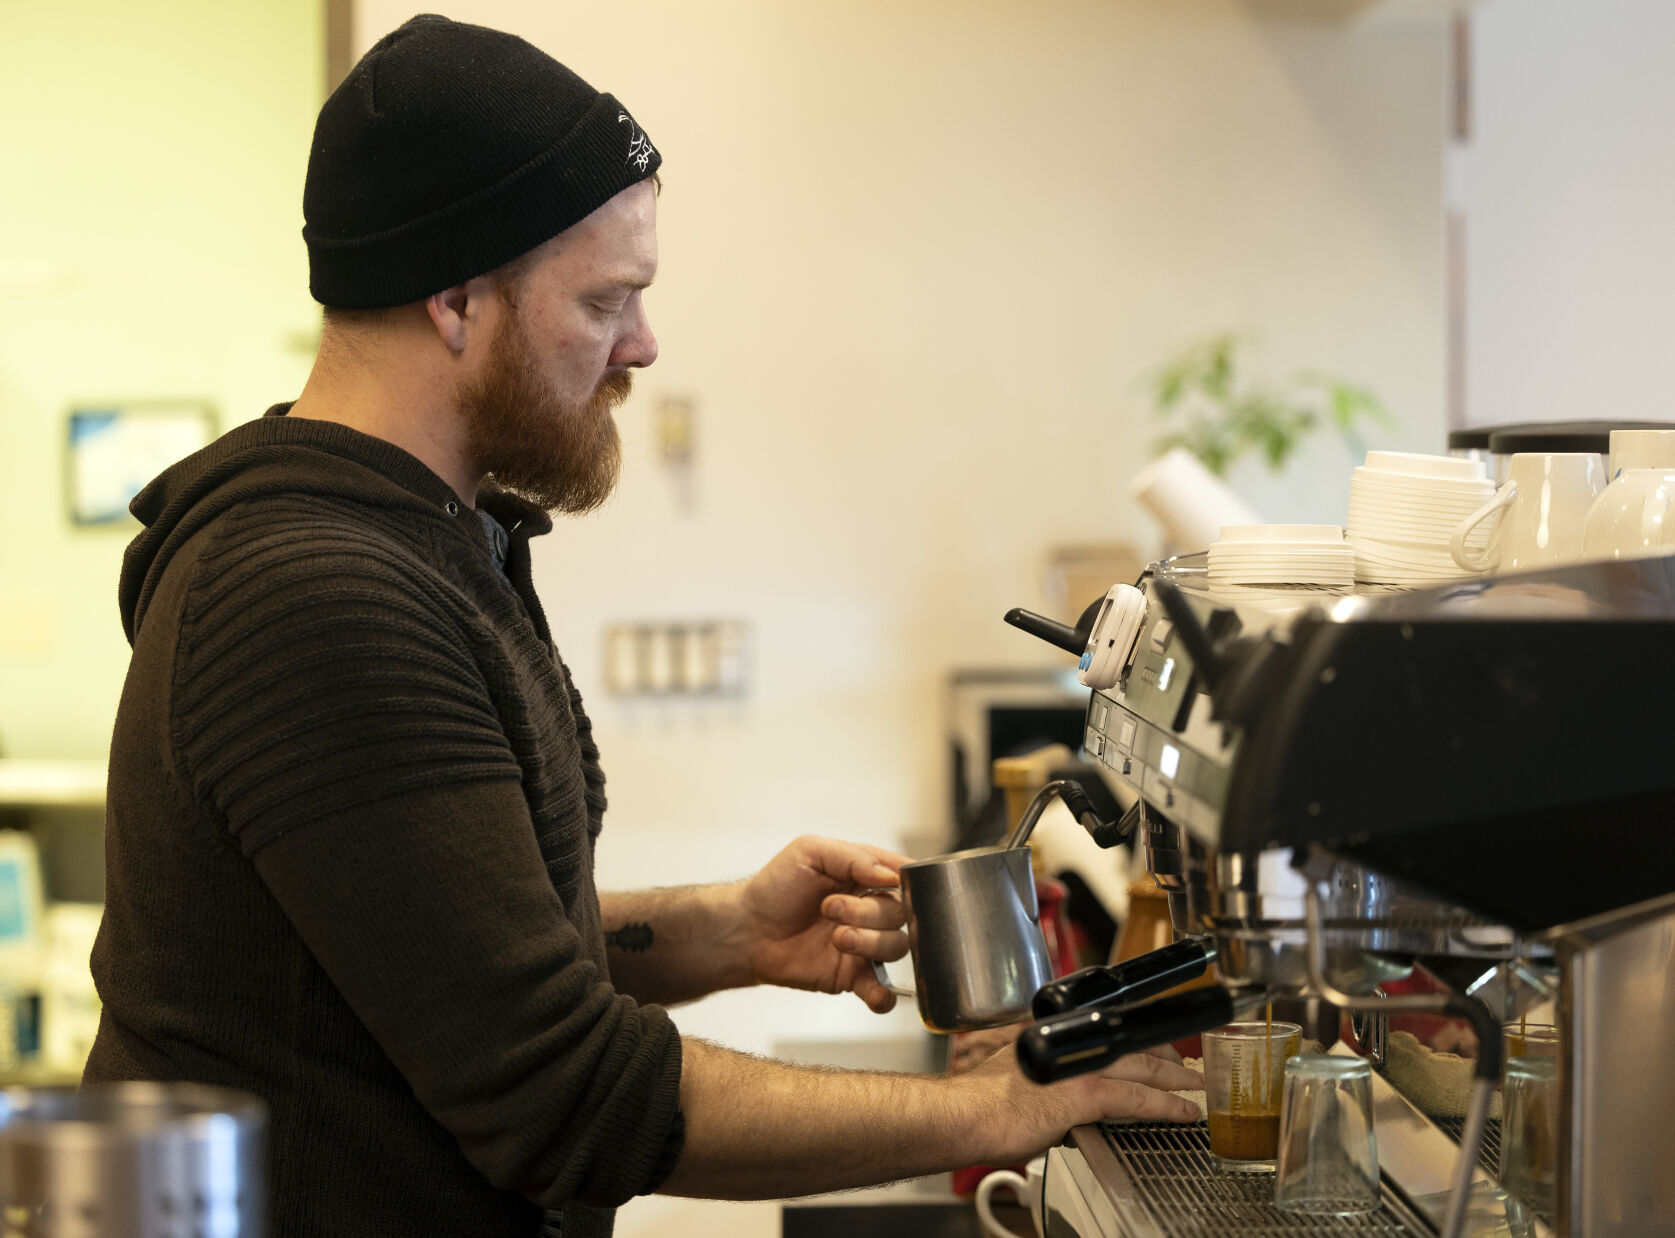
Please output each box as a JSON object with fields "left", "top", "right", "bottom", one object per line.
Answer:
{"left": 1003, "top": 779, "right": 1133, "bottom": 852}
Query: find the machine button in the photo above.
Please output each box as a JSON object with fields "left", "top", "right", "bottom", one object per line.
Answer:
{"left": 1118, "top": 719, "right": 1136, "bottom": 749}
{"left": 1150, "top": 618, "right": 1175, "bottom": 653}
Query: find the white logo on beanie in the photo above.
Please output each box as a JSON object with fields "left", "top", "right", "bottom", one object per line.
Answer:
{"left": 619, "top": 113, "right": 655, "bottom": 172}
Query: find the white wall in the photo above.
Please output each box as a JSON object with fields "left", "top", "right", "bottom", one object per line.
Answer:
{"left": 1465, "top": 0, "right": 1675, "bottom": 427}
{"left": 0, "top": 0, "right": 322, "bottom": 759}
{"left": 351, "top": 0, "right": 1449, "bottom": 1061}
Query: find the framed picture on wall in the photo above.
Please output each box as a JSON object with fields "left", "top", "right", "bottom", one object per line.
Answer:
{"left": 64, "top": 402, "right": 217, "bottom": 526}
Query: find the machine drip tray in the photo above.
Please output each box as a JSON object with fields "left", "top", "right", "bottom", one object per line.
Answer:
{"left": 1433, "top": 1117, "right": 1502, "bottom": 1178}
{"left": 1088, "top": 1121, "right": 1436, "bottom": 1236}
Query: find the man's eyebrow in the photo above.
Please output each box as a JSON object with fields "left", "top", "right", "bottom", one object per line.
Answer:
{"left": 593, "top": 274, "right": 655, "bottom": 293}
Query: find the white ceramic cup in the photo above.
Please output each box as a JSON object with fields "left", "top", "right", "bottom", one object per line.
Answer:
{"left": 975, "top": 1169, "right": 1033, "bottom": 1238}
{"left": 1449, "top": 452, "right": 1605, "bottom": 574}
{"left": 1608, "top": 430, "right": 1675, "bottom": 479}
{"left": 1581, "top": 468, "right": 1675, "bottom": 560}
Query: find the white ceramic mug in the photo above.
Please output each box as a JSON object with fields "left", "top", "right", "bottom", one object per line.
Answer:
{"left": 975, "top": 1169, "right": 1034, "bottom": 1238}
{"left": 1581, "top": 468, "right": 1675, "bottom": 560}
{"left": 1450, "top": 452, "right": 1605, "bottom": 574}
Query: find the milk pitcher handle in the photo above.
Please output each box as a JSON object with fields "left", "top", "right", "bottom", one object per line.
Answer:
{"left": 1451, "top": 481, "right": 1515, "bottom": 572}
{"left": 860, "top": 887, "right": 916, "bottom": 998}
{"left": 869, "top": 960, "right": 915, "bottom": 999}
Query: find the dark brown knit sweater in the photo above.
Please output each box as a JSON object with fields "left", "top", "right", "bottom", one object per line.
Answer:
{"left": 85, "top": 407, "right": 684, "bottom": 1238}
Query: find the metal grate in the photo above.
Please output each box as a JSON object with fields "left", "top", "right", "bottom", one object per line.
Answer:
{"left": 1097, "top": 1122, "right": 1435, "bottom": 1236}
{"left": 1433, "top": 1116, "right": 1502, "bottom": 1177}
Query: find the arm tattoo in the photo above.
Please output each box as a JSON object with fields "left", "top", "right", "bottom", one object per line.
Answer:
{"left": 605, "top": 921, "right": 655, "bottom": 953}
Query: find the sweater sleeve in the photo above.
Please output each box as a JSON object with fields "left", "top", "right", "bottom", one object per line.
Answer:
{"left": 169, "top": 520, "right": 684, "bottom": 1209}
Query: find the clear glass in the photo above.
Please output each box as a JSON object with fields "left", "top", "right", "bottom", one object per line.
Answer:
{"left": 1273, "top": 1054, "right": 1380, "bottom": 1215}
{"left": 1501, "top": 1056, "right": 1559, "bottom": 1228}
{"left": 1202, "top": 1020, "right": 1301, "bottom": 1173}
{"left": 1503, "top": 1022, "right": 1559, "bottom": 1069}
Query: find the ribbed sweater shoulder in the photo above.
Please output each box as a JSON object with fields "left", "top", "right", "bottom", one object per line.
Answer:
{"left": 174, "top": 490, "right": 525, "bottom": 853}
{"left": 120, "top": 410, "right": 591, "bottom": 855}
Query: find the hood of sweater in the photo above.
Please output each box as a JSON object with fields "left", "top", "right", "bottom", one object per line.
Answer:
{"left": 119, "top": 404, "right": 552, "bottom": 645}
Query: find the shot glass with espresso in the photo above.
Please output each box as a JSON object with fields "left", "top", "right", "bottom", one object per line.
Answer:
{"left": 1203, "top": 1020, "right": 1302, "bottom": 1172}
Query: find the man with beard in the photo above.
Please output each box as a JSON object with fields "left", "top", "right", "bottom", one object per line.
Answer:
{"left": 86, "top": 15, "right": 1202, "bottom": 1238}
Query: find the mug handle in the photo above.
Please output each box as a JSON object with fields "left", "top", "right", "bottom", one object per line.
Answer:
{"left": 975, "top": 1169, "right": 1032, "bottom": 1238}
{"left": 861, "top": 887, "right": 916, "bottom": 999}
{"left": 1450, "top": 481, "right": 1516, "bottom": 572}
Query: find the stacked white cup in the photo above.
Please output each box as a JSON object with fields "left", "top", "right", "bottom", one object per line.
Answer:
{"left": 1346, "top": 451, "right": 1493, "bottom": 585}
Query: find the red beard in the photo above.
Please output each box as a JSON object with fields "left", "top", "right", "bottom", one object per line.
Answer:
{"left": 458, "top": 308, "right": 630, "bottom": 514}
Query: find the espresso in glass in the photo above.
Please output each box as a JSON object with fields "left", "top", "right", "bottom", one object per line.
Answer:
{"left": 1203, "top": 1016, "right": 1301, "bottom": 1172}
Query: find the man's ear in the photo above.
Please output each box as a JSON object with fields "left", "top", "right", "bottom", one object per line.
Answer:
{"left": 428, "top": 276, "right": 507, "bottom": 355}
{"left": 424, "top": 284, "right": 471, "bottom": 354}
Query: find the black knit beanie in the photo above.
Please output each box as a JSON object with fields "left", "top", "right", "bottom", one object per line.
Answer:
{"left": 302, "top": 14, "right": 660, "bottom": 309}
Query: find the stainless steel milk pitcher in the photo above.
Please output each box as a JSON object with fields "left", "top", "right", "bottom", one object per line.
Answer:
{"left": 872, "top": 843, "right": 1053, "bottom": 1033}
{"left": 871, "top": 779, "right": 1114, "bottom": 1032}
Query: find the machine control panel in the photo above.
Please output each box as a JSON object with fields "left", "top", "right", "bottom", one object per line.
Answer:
{"left": 1077, "top": 571, "right": 1248, "bottom": 848}
{"left": 1084, "top": 688, "right": 1230, "bottom": 845}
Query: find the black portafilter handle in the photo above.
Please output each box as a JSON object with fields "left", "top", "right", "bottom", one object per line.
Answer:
{"left": 1017, "top": 986, "right": 1241, "bottom": 1085}
{"left": 1003, "top": 595, "right": 1108, "bottom": 656}
{"left": 1031, "top": 939, "right": 1217, "bottom": 1019}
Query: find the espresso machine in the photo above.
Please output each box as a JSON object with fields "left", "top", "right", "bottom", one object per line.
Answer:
{"left": 1003, "top": 553, "right": 1675, "bottom": 1238}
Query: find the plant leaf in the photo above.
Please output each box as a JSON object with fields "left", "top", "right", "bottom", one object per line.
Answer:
{"left": 1148, "top": 338, "right": 1389, "bottom": 477}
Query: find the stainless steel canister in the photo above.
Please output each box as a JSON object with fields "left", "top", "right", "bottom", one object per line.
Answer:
{"left": 0, "top": 1083, "right": 265, "bottom": 1238}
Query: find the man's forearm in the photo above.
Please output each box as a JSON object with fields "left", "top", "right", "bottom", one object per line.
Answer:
{"left": 659, "top": 1035, "right": 1202, "bottom": 1200}
{"left": 600, "top": 884, "right": 753, "bottom": 1005}
{"left": 658, "top": 1038, "right": 981, "bottom": 1199}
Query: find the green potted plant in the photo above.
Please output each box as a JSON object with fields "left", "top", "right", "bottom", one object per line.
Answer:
{"left": 1149, "top": 333, "right": 1394, "bottom": 477}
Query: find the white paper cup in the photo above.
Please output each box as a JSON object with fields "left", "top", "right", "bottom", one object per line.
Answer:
{"left": 1130, "top": 448, "right": 1260, "bottom": 553}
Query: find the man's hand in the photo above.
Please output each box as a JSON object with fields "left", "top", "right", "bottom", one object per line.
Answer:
{"left": 600, "top": 837, "right": 908, "bottom": 1008}
{"left": 739, "top": 835, "right": 912, "bottom": 1012}
{"left": 952, "top": 1039, "right": 1202, "bottom": 1168}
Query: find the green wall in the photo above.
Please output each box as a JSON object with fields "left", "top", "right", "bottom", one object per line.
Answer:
{"left": 0, "top": 0, "right": 323, "bottom": 758}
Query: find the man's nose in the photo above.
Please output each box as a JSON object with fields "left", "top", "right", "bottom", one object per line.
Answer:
{"left": 611, "top": 303, "right": 658, "bottom": 369}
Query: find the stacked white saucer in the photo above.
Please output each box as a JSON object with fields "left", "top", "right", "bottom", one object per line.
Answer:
{"left": 1347, "top": 451, "right": 1493, "bottom": 585}
{"left": 1207, "top": 525, "right": 1354, "bottom": 587}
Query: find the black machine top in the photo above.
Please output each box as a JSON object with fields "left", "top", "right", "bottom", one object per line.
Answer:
{"left": 1212, "top": 556, "right": 1675, "bottom": 932}
{"left": 1485, "top": 419, "right": 1675, "bottom": 455}
{"left": 1445, "top": 422, "right": 1531, "bottom": 451}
